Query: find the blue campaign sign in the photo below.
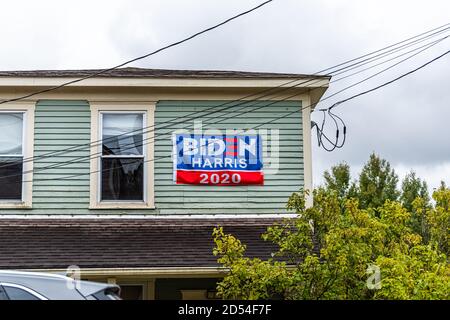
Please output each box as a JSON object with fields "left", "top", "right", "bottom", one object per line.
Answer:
{"left": 173, "top": 134, "right": 264, "bottom": 185}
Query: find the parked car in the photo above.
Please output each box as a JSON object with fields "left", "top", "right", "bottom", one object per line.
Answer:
{"left": 0, "top": 270, "right": 121, "bottom": 300}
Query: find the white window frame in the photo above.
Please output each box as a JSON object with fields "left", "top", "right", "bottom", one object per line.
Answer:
{"left": 0, "top": 103, "right": 34, "bottom": 209}
{"left": 89, "top": 102, "right": 155, "bottom": 209}
{"left": 99, "top": 111, "right": 147, "bottom": 203}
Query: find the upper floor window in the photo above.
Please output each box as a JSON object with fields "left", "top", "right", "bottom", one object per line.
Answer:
{"left": 89, "top": 103, "right": 154, "bottom": 210}
{"left": 0, "top": 112, "right": 24, "bottom": 201}
{"left": 100, "top": 112, "right": 145, "bottom": 202}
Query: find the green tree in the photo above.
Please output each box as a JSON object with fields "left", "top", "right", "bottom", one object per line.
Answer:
{"left": 213, "top": 188, "right": 449, "bottom": 300}
{"left": 323, "top": 162, "right": 358, "bottom": 209}
{"left": 419, "top": 185, "right": 450, "bottom": 255}
{"left": 400, "top": 171, "right": 431, "bottom": 240}
{"left": 401, "top": 171, "right": 429, "bottom": 211}
{"left": 411, "top": 182, "right": 449, "bottom": 255}
{"left": 358, "top": 153, "right": 400, "bottom": 210}
{"left": 323, "top": 162, "right": 351, "bottom": 199}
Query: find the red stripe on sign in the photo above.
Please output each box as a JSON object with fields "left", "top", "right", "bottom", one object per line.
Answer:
{"left": 225, "top": 137, "right": 237, "bottom": 142}
{"left": 176, "top": 170, "right": 264, "bottom": 186}
{"left": 225, "top": 151, "right": 237, "bottom": 156}
{"left": 226, "top": 145, "right": 238, "bottom": 149}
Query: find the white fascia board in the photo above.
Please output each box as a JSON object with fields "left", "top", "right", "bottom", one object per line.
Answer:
{"left": 23, "top": 267, "right": 227, "bottom": 277}
{"left": 0, "top": 77, "right": 330, "bottom": 89}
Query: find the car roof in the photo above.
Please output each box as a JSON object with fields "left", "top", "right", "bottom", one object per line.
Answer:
{"left": 0, "top": 270, "right": 118, "bottom": 299}
{"left": 0, "top": 270, "right": 70, "bottom": 280}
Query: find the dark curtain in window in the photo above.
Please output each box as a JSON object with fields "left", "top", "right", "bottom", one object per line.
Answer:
{"left": 101, "top": 158, "right": 144, "bottom": 201}
{"left": 0, "top": 158, "right": 22, "bottom": 200}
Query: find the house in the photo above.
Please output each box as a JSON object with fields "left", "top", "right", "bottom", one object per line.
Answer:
{"left": 0, "top": 67, "right": 329, "bottom": 299}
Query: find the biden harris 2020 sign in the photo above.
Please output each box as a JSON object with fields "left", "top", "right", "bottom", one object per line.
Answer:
{"left": 173, "top": 134, "right": 264, "bottom": 185}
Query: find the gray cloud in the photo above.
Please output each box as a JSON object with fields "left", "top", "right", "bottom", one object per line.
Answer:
{"left": 0, "top": 0, "right": 449, "bottom": 187}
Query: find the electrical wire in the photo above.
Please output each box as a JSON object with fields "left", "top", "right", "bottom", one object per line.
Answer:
{"left": 0, "top": 0, "right": 274, "bottom": 105}
{"left": 322, "top": 35, "right": 448, "bottom": 103}
{"left": 312, "top": 35, "right": 449, "bottom": 151}
{"left": 2, "top": 34, "right": 448, "bottom": 180}
{"left": 23, "top": 47, "right": 450, "bottom": 182}
{"left": 0, "top": 24, "right": 448, "bottom": 181}
{"left": 327, "top": 50, "right": 450, "bottom": 112}
{"left": 2, "top": 22, "right": 448, "bottom": 169}
{"left": 10, "top": 35, "right": 441, "bottom": 179}
{"left": 331, "top": 34, "right": 449, "bottom": 82}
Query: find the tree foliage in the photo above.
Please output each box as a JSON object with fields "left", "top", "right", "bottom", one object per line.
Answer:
{"left": 358, "top": 153, "right": 400, "bottom": 210}
{"left": 323, "top": 162, "right": 351, "bottom": 199}
{"left": 401, "top": 171, "right": 430, "bottom": 212}
{"left": 213, "top": 187, "right": 449, "bottom": 300}
{"left": 415, "top": 184, "right": 450, "bottom": 256}
{"left": 400, "top": 171, "right": 431, "bottom": 241}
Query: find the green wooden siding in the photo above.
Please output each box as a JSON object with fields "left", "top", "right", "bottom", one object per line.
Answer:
{"left": 154, "top": 101, "right": 304, "bottom": 215}
{"left": 3, "top": 99, "right": 304, "bottom": 215}
{"left": 31, "top": 100, "right": 91, "bottom": 213}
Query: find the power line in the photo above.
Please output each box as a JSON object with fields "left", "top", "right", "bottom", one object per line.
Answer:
{"left": 324, "top": 25, "right": 449, "bottom": 76}
{"left": 311, "top": 109, "right": 347, "bottom": 152}
{"left": 314, "top": 48, "right": 450, "bottom": 151}
{"left": 322, "top": 35, "right": 448, "bottom": 106}
{"left": 182, "top": 35, "right": 449, "bottom": 152}
{"left": 26, "top": 47, "right": 450, "bottom": 182}
{"left": 327, "top": 50, "right": 450, "bottom": 111}
{"left": 311, "top": 37, "right": 449, "bottom": 151}
{"left": 1, "top": 31, "right": 449, "bottom": 180}
{"left": 331, "top": 34, "right": 449, "bottom": 83}
{"left": 2, "top": 22, "right": 448, "bottom": 169}
{"left": 61, "top": 35, "right": 450, "bottom": 159}
{"left": 0, "top": 0, "right": 274, "bottom": 105}
{"left": 4, "top": 76, "right": 325, "bottom": 167}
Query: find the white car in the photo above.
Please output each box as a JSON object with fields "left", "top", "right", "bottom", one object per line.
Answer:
{"left": 0, "top": 270, "right": 121, "bottom": 300}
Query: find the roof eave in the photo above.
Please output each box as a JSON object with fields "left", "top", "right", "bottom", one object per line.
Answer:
{"left": 0, "top": 76, "right": 330, "bottom": 89}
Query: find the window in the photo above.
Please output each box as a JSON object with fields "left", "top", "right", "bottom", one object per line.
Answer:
{"left": 100, "top": 113, "right": 145, "bottom": 202}
{"left": 0, "top": 112, "right": 24, "bottom": 201}
{"left": 89, "top": 103, "right": 154, "bottom": 209}
{"left": 3, "top": 285, "right": 40, "bottom": 300}
{"left": 0, "top": 286, "right": 8, "bottom": 300}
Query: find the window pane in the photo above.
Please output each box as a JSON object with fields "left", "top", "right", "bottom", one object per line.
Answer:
{"left": 101, "top": 158, "right": 144, "bottom": 201}
{"left": 0, "top": 286, "right": 8, "bottom": 300}
{"left": 0, "top": 157, "right": 22, "bottom": 200}
{"left": 3, "top": 286, "right": 39, "bottom": 300}
{"left": 102, "top": 114, "right": 143, "bottom": 156}
{"left": 0, "top": 113, "right": 23, "bottom": 155}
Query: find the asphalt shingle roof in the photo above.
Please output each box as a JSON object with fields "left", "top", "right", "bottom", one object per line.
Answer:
{"left": 0, "top": 67, "right": 329, "bottom": 79}
{"left": 0, "top": 218, "right": 281, "bottom": 269}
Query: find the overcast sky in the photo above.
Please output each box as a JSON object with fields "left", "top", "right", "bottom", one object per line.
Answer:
{"left": 1, "top": 0, "right": 449, "bottom": 190}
